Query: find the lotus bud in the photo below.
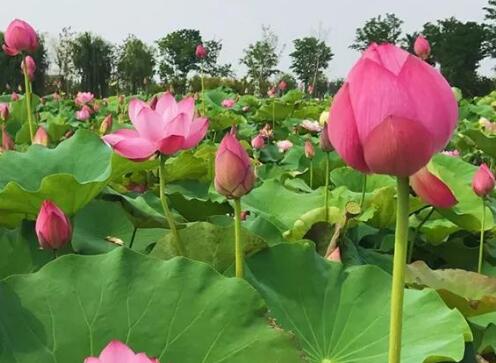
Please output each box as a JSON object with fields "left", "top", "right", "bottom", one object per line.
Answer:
{"left": 35, "top": 200, "right": 72, "bottom": 250}
{"left": 472, "top": 164, "right": 495, "bottom": 198}
{"left": 215, "top": 131, "right": 256, "bottom": 198}
{"left": 0, "top": 103, "right": 9, "bottom": 121}
{"left": 99, "top": 114, "right": 113, "bottom": 135}
{"left": 414, "top": 35, "right": 431, "bottom": 60}
{"left": 267, "top": 87, "right": 276, "bottom": 98}
{"left": 195, "top": 44, "right": 208, "bottom": 59}
{"left": 251, "top": 134, "right": 265, "bottom": 150}
{"left": 33, "top": 126, "right": 49, "bottom": 146}
{"left": 1, "top": 125, "right": 14, "bottom": 150}
{"left": 278, "top": 80, "right": 287, "bottom": 91}
{"left": 221, "top": 98, "right": 236, "bottom": 108}
{"left": 21, "top": 55, "right": 36, "bottom": 80}
{"left": 305, "top": 140, "right": 315, "bottom": 159}
{"left": 11, "top": 92, "right": 19, "bottom": 101}
{"left": 319, "top": 123, "right": 334, "bottom": 152}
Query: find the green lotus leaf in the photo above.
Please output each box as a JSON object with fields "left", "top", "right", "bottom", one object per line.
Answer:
{"left": 463, "top": 128, "right": 496, "bottom": 159}
{"left": 246, "top": 243, "right": 472, "bottom": 363}
{"left": 0, "top": 248, "right": 302, "bottom": 363}
{"left": 0, "top": 130, "right": 112, "bottom": 227}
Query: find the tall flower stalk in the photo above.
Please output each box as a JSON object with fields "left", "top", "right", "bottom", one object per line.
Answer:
{"left": 22, "top": 59, "right": 35, "bottom": 142}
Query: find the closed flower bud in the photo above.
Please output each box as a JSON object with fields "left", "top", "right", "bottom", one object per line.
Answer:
{"left": 35, "top": 200, "right": 72, "bottom": 250}
{"left": 251, "top": 134, "right": 265, "bottom": 150}
{"left": 195, "top": 44, "right": 208, "bottom": 59}
{"left": 33, "top": 126, "right": 49, "bottom": 146}
{"left": 21, "top": 55, "right": 36, "bottom": 81}
{"left": 278, "top": 80, "right": 287, "bottom": 91}
{"left": 410, "top": 167, "right": 457, "bottom": 208}
{"left": 215, "top": 131, "right": 256, "bottom": 198}
{"left": 2, "top": 19, "right": 38, "bottom": 56}
{"left": 0, "top": 103, "right": 9, "bottom": 121}
{"left": 84, "top": 340, "right": 159, "bottom": 363}
{"left": 304, "top": 140, "right": 315, "bottom": 159}
{"left": 11, "top": 92, "right": 19, "bottom": 101}
{"left": 1, "top": 125, "right": 14, "bottom": 150}
{"left": 99, "top": 114, "right": 113, "bottom": 135}
{"left": 472, "top": 164, "right": 495, "bottom": 198}
{"left": 319, "top": 123, "right": 334, "bottom": 152}
{"left": 414, "top": 35, "right": 431, "bottom": 60}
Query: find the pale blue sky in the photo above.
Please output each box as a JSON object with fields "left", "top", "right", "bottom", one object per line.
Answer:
{"left": 0, "top": 0, "right": 493, "bottom": 78}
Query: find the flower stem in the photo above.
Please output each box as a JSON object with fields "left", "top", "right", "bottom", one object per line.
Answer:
{"left": 200, "top": 63, "right": 206, "bottom": 116}
{"left": 360, "top": 174, "right": 367, "bottom": 209}
{"left": 272, "top": 99, "right": 276, "bottom": 131}
{"left": 407, "top": 206, "right": 434, "bottom": 264}
{"left": 324, "top": 152, "right": 330, "bottom": 222}
{"left": 388, "top": 176, "right": 410, "bottom": 363}
{"left": 233, "top": 198, "right": 244, "bottom": 278}
{"left": 159, "top": 154, "right": 184, "bottom": 256}
{"left": 22, "top": 61, "right": 34, "bottom": 143}
{"left": 309, "top": 161, "right": 314, "bottom": 189}
{"left": 129, "top": 227, "right": 138, "bottom": 250}
{"left": 478, "top": 198, "right": 486, "bottom": 274}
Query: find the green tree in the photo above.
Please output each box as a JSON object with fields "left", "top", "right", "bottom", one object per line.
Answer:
{"left": 71, "top": 32, "right": 114, "bottom": 97}
{"left": 422, "top": 18, "right": 490, "bottom": 96}
{"left": 240, "top": 26, "right": 281, "bottom": 96}
{"left": 0, "top": 33, "right": 49, "bottom": 95}
{"left": 201, "top": 39, "right": 232, "bottom": 77}
{"left": 350, "top": 13, "right": 404, "bottom": 51}
{"left": 55, "top": 27, "right": 76, "bottom": 93}
{"left": 290, "top": 36, "right": 333, "bottom": 90}
{"left": 117, "top": 35, "right": 155, "bottom": 94}
{"left": 484, "top": 0, "right": 496, "bottom": 57}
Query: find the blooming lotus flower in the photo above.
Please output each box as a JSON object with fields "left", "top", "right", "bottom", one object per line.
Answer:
{"left": 472, "top": 164, "right": 495, "bottom": 198}
{"left": 0, "top": 103, "right": 9, "bottom": 121}
{"left": 1, "top": 126, "right": 14, "bottom": 150}
{"left": 84, "top": 340, "right": 159, "bottom": 363}
{"left": 441, "top": 150, "right": 460, "bottom": 157}
{"left": 99, "top": 115, "right": 113, "bottom": 135}
{"left": 301, "top": 119, "right": 322, "bottom": 132}
{"left": 11, "top": 92, "right": 19, "bottom": 101}
{"left": 319, "top": 123, "right": 334, "bottom": 152}
{"left": 215, "top": 131, "right": 255, "bottom": 198}
{"left": 149, "top": 95, "right": 158, "bottom": 110}
{"left": 33, "top": 126, "right": 49, "bottom": 146}
{"left": 410, "top": 167, "right": 457, "bottom": 208}
{"left": 35, "top": 200, "right": 72, "bottom": 250}
{"left": 195, "top": 44, "right": 208, "bottom": 59}
{"left": 103, "top": 93, "right": 208, "bottom": 161}
{"left": 276, "top": 140, "right": 293, "bottom": 152}
{"left": 2, "top": 19, "right": 38, "bottom": 56}
{"left": 414, "top": 35, "right": 431, "bottom": 60}
{"left": 21, "top": 55, "right": 36, "bottom": 80}
{"left": 76, "top": 105, "right": 92, "bottom": 121}
{"left": 221, "top": 98, "right": 236, "bottom": 108}
{"left": 251, "top": 134, "right": 265, "bottom": 150}
{"left": 328, "top": 43, "right": 458, "bottom": 177}
{"left": 278, "top": 80, "right": 287, "bottom": 91}
{"left": 75, "top": 91, "right": 95, "bottom": 106}
{"left": 304, "top": 140, "right": 315, "bottom": 159}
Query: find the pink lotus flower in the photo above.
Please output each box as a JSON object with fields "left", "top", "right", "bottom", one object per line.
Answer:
{"left": 84, "top": 340, "right": 159, "bottom": 363}
{"left": 301, "top": 119, "right": 322, "bottom": 132}
{"left": 327, "top": 247, "right": 341, "bottom": 262}
{"left": 76, "top": 105, "right": 92, "bottom": 121}
{"left": 149, "top": 95, "right": 158, "bottom": 110}
{"left": 103, "top": 93, "right": 208, "bottom": 161}
{"left": 414, "top": 35, "right": 431, "bottom": 60}
{"left": 472, "top": 164, "right": 495, "bottom": 198}
{"left": 278, "top": 80, "right": 287, "bottom": 91}
{"left": 11, "top": 92, "right": 19, "bottom": 101}
{"left": 221, "top": 98, "right": 236, "bottom": 108}
{"left": 33, "top": 126, "right": 49, "bottom": 146}
{"left": 21, "top": 55, "right": 36, "bottom": 80}
{"left": 35, "top": 200, "right": 72, "bottom": 250}
{"left": 75, "top": 91, "right": 95, "bottom": 106}
{"left": 410, "top": 167, "right": 457, "bottom": 208}
{"left": 1, "top": 126, "right": 14, "bottom": 150}
{"left": 251, "top": 134, "right": 265, "bottom": 150}
{"left": 215, "top": 130, "right": 255, "bottom": 198}
{"left": 2, "top": 19, "right": 38, "bottom": 56}
{"left": 0, "top": 103, "right": 9, "bottom": 121}
{"left": 93, "top": 102, "right": 101, "bottom": 113}
{"left": 276, "top": 140, "right": 293, "bottom": 152}
{"left": 99, "top": 115, "right": 113, "bottom": 135}
{"left": 195, "top": 44, "right": 208, "bottom": 59}
{"left": 441, "top": 150, "right": 460, "bottom": 157}
{"left": 328, "top": 43, "right": 458, "bottom": 177}
{"left": 267, "top": 87, "right": 276, "bottom": 98}
{"left": 304, "top": 140, "right": 315, "bottom": 159}
{"left": 319, "top": 123, "right": 334, "bottom": 152}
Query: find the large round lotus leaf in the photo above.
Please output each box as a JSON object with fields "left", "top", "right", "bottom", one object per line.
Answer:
{"left": 406, "top": 261, "right": 496, "bottom": 316}
{"left": 463, "top": 128, "right": 496, "bottom": 159}
{"left": 246, "top": 243, "right": 472, "bottom": 363}
{"left": 0, "top": 248, "right": 303, "bottom": 363}
{"left": 0, "top": 130, "right": 112, "bottom": 227}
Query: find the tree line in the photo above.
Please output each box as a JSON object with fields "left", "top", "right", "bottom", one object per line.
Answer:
{"left": 2, "top": 1, "right": 496, "bottom": 98}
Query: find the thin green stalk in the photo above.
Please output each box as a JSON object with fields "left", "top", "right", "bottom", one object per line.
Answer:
{"left": 159, "top": 155, "right": 184, "bottom": 256}
{"left": 407, "top": 207, "right": 434, "bottom": 264}
{"left": 309, "top": 161, "right": 314, "bottom": 189}
{"left": 388, "top": 176, "right": 410, "bottom": 363}
{"left": 478, "top": 198, "right": 486, "bottom": 274}
{"left": 272, "top": 99, "right": 276, "bottom": 131}
{"left": 22, "top": 60, "right": 34, "bottom": 143}
{"left": 360, "top": 174, "right": 367, "bottom": 209}
{"left": 129, "top": 227, "right": 138, "bottom": 250}
{"left": 200, "top": 63, "right": 206, "bottom": 116}
{"left": 324, "top": 152, "right": 330, "bottom": 222}
{"left": 233, "top": 198, "right": 244, "bottom": 278}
